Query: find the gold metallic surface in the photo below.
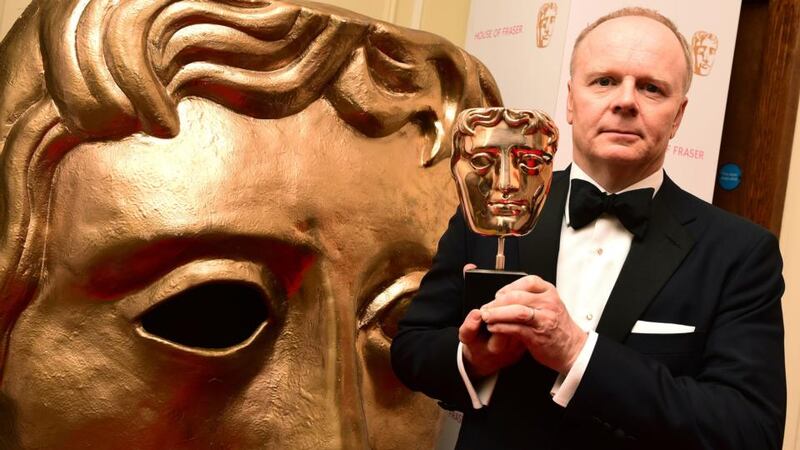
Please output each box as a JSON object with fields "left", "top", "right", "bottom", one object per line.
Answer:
{"left": 0, "top": 1, "right": 500, "bottom": 448}
{"left": 451, "top": 108, "right": 558, "bottom": 238}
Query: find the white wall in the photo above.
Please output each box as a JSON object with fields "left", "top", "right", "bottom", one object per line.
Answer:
{"left": 0, "top": 0, "right": 29, "bottom": 37}
{"left": 318, "top": 0, "right": 471, "bottom": 47}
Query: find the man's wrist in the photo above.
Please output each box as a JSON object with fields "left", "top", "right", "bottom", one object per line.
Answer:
{"left": 457, "top": 342, "right": 498, "bottom": 409}
{"left": 551, "top": 331, "right": 597, "bottom": 407}
{"left": 561, "top": 330, "right": 589, "bottom": 374}
{"left": 462, "top": 344, "right": 493, "bottom": 379}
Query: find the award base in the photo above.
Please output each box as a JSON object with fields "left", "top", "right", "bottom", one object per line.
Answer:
{"left": 464, "top": 269, "right": 526, "bottom": 336}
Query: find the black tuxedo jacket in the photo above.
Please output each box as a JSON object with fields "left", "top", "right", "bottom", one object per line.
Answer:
{"left": 391, "top": 169, "right": 785, "bottom": 450}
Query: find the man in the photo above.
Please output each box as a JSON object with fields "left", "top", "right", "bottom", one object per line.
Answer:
{"left": 0, "top": 0, "right": 500, "bottom": 448}
{"left": 392, "top": 7, "right": 785, "bottom": 450}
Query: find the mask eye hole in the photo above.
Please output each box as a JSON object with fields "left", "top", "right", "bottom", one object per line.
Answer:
{"left": 376, "top": 294, "right": 413, "bottom": 340}
{"left": 138, "top": 281, "right": 269, "bottom": 350}
{"left": 358, "top": 271, "right": 424, "bottom": 341}
{"left": 469, "top": 153, "right": 494, "bottom": 173}
{"left": 514, "top": 147, "right": 551, "bottom": 175}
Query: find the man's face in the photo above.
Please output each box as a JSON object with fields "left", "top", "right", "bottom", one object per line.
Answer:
{"left": 537, "top": 5, "right": 557, "bottom": 47}
{"left": 567, "top": 16, "right": 688, "bottom": 187}
{"left": 693, "top": 36, "right": 718, "bottom": 76}
{"left": 453, "top": 122, "right": 554, "bottom": 236}
{"left": 1, "top": 98, "right": 453, "bottom": 448}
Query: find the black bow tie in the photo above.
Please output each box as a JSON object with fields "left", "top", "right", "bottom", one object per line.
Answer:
{"left": 569, "top": 179, "right": 654, "bottom": 239}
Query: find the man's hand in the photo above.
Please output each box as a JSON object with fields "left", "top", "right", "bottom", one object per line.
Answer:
{"left": 459, "top": 309, "right": 527, "bottom": 378}
{"left": 458, "top": 264, "right": 526, "bottom": 379}
{"left": 480, "top": 275, "right": 587, "bottom": 374}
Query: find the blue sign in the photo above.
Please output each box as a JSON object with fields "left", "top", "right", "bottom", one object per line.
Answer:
{"left": 718, "top": 163, "right": 742, "bottom": 191}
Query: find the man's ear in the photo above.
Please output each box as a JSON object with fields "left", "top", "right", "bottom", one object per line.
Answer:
{"left": 670, "top": 96, "right": 689, "bottom": 139}
{"left": 566, "top": 80, "right": 574, "bottom": 125}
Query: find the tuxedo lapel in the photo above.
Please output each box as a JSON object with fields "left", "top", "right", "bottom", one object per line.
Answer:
{"left": 518, "top": 169, "right": 569, "bottom": 284}
{"left": 595, "top": 176, "right": 696, "bottom": 342}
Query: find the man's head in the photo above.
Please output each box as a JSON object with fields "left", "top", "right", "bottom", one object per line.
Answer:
{"left": 451, "top": 108, "right": 558, "bottom": 236}
{"left": 536, "top": 2, "right": 558, "bottom": 48}
{"left": 692, "top": 31, "right": 719, "bottom": 76}
{"left": 0, "top": 0, "right": 500, "bottom": 448}
{"left": 566, "top": 8, "right": 690, "bottom": 191}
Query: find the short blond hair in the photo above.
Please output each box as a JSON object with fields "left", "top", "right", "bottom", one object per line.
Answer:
{"left": 569, "top": 7, "right": 693, "bottom": 93}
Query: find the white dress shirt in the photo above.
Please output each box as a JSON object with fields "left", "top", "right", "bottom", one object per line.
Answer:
{"left": 458, "top": 164, "right": 663, "bottom": 409}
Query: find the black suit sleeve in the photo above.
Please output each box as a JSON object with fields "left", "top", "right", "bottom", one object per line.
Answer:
{"left": 568, "top": 231, "right": 786, "bottom": 450}
{"left": 390, "top": 209, "right": 474, "bottom": 410}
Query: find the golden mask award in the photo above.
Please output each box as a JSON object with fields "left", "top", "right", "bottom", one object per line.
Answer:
{"left": 451, "top": 108, "right": 558, "bottom": 318}
{"left": 0, "top": 0, "right": 501, "bottom": 448}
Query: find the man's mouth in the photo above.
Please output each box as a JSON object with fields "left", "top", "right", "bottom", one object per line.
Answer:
{"left": 600, "top": 128, "right": 643, "bottom": 141}
{"left": 601, "top": 128, "right": 642, "bottom": 137}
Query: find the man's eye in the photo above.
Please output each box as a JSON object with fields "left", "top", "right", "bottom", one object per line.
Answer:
{"left": 469, "top": 153, "right": 494, "bottom": 172}
{"left": 595, "top": 77, "right": 613, "bottom": 87}
{"left": 643, "top": 83, "right": 661, "bottom": 94}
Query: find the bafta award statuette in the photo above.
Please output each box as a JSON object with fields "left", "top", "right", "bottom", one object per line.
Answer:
{"left": 451, "top": 108, "right": 558, "bottom": 326}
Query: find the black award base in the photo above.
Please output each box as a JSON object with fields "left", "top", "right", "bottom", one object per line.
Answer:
{"left": 464, "top": 269, "right": 526, "bottom": 336}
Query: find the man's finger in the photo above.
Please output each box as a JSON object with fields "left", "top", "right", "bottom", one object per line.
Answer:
{"left": 484, "top": 291, "right": 560, "bottom": 311}
{"left": 482, "top": 290, "right": 536, "bottom": 309}
{"left": 486, "top": 333, "right": 518, "bottom": 353}
{"left": 486, "top": 322, "right": 531, "bottom": 338}
{"left": 458, "top": 309, "right": 484, "bottom": 344}
{"left": 496, "top": 274, "right": 550, "bottom": 296}
{"left": 463, "top": 263, "right": 478, "bottom": 277}
{"left": 481, "top": 304, "right": 536, "bottom": 324}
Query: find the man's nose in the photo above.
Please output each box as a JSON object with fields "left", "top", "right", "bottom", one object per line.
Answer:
{"left": 611, "top": 78, "right": 638, "bottom": 116}
{"left": 496, "top": 153, "right": 520, "bottom": 195}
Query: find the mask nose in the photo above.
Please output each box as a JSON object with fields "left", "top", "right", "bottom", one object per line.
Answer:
{"left": 496, "top": 151, "right": 520, "bottom": 197}
{"left": 331, "top": 289, "right": 370, "bottom": 449}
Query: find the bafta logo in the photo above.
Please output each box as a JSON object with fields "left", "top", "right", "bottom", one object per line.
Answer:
{"left": 692, "top": 31, "right": 719, "bottom": 76}
{"left": 536, "top": 2, "right": 558, "bottom": 48}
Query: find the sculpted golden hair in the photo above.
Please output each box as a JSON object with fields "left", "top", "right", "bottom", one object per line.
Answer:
{"left": 451, "top": 107, "right": 559, "bottom": 165}
{"left": 0, "top": 0, "right": 501, "bottom": 375}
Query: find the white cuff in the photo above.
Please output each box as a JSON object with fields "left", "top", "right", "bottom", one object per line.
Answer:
{"left": 457, "top": 341, "right": 498, "bottom": 409}
{"left": 550, "top": 331, "right": 597, "bottom": 407}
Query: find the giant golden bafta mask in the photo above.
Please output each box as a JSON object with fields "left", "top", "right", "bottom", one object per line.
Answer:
{"left": 0, "top": 1, "right": 500, "bottom": 448}
{"left": 451, "top": 108, "right": 558, "bottom": 237}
